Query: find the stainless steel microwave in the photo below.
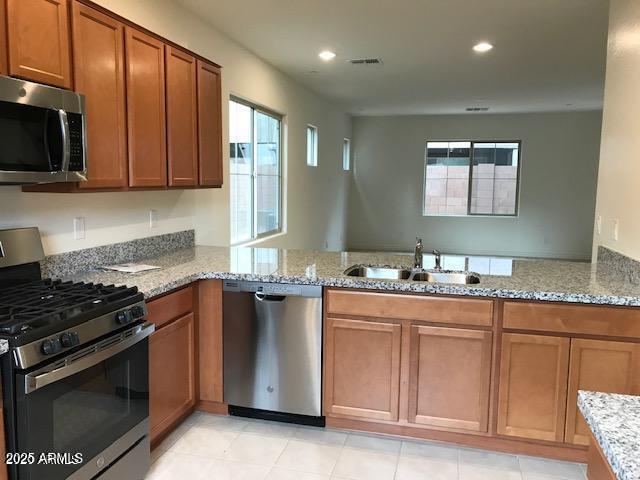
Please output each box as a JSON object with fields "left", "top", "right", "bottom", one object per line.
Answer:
{"left": 0, "top": 76, "right": 87, "bottom": 184}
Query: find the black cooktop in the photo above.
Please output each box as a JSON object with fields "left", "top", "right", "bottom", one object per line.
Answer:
{"left": 0, "top": 279, "right": 143, "bottom": 343}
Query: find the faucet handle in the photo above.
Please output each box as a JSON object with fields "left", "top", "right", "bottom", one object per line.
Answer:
{"left": 416, "top": 237, "right": 423, "bottom": 245}
{"left": 432, "top": 249, "right": 440, "bottom": 255}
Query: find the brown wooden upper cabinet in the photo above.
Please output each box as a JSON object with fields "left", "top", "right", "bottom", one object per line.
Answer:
{"left": 71, "top": 1, "right": 128, "bottom": 188}
{"left": 125, "top": 27, "right": 167, "bottom": 187}
{"left": 6, "top": 0, "right": 72, "bottom": 88}
{"left": 325, "top": 317, "right": 401, "bottom": 422}
{"left": 497, "top": 333, "right": 570, "bottom": 442}
{"left": 14, "top": 1, "right": 223, "bottom": 192}
{"left": 0, "top": 0, "right": 7, "bottom": 76}
{"left": 197, "top": 60, "right": 223, "bottom": 186}
{"left": 565, "top": 338, "right": 640, "bottom": 446}
{"left": 408, "top": 325, "right": 492, "bottom": 433}
{"left": 166, "top": 46, "right": 198, "bottom": 187}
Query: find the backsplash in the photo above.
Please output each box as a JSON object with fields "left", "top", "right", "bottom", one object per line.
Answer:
{"left": 597, "top": 246, "right": 640, "bottom": 286}
{"left": 41, "top": 230, "right": 195, "bottom": 279}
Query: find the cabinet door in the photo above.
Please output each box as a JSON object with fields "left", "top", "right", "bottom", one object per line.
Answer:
{"left": 325, "top": 317, "right": 401, "bottom": 421}
{"left": 6, "top": 0, "right": 72, "bottom": 88}
{"left": 197, "top": 60, "right": 223, "bottom": 186}
{"left": 149, "top": 313, "right": 195, "bottom": 443}
{"left": 497, "top": 333, "right": 570, "bottom": 442}
{"left": 166, "top": 46, "right": 198, "bottom": 187}
{"left": 0, "top": 0, "right": 7, "bottom": 76}
{"left": 125, "top": 27, "right": 167, "bottom": 187}
{"left": 565, "top": 339, "right": 640, "bottom": 446}
{"left": 408, "top": 326, "right": 492, "bottom": 433}
{"left": 71, "top": 2, "right": 127, "bottom": 188}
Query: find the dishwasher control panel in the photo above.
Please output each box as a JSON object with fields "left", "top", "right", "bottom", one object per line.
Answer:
{"left": 223, "top": 281, "right": 321, "bottom": 298}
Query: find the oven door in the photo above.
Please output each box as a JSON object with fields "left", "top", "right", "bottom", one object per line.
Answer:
{"left": 12, "top": 323, "right": 154, "bottom": 480}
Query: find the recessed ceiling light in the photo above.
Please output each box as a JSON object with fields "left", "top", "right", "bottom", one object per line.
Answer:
{"left": 473, "top": 42, "right": 493, "bottom": 53}
{"left": 318, "top": 50, "right": 336, "bottom": 61}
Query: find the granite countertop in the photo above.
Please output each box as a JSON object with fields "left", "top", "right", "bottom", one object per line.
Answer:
{"left": 578, "top": 391, "right": 640, "bottom": 480}
{"left": 64, "top": 245, "right": 640, "bottom": 306}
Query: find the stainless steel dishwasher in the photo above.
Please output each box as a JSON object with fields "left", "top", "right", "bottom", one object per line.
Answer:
{"left": 223, "top": 280, "right": 323, "bottom": 425}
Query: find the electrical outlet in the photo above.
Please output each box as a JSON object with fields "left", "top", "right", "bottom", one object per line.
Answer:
{"left": 613, "top": 218, "right": 619, "bottom": 241}
{"left": 596, "top": 215, "right": 602, "bottom": 235}
{"left": 73, "top": 217, "right": 85, "bottom": 240}
{"left": 149, "top": 210, "right": 158, "bottom": 228}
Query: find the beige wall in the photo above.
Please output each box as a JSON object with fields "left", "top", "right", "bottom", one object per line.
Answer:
{"left": 592, "top": 0, "right": 640, "bottom": 261}
{"left": 0, "top": 0, "right": 351, "bottom": 255}
{"left": 348, "top": 112, "right": 602, "bottom": 260}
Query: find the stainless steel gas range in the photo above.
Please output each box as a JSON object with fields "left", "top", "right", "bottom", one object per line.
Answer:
{"left": 0, "top": 228, "right": 154, "bottom": 480}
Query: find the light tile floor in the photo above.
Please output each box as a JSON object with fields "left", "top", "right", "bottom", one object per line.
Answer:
{"left": 146, "top": 412, "right": 588, "bottom": 480}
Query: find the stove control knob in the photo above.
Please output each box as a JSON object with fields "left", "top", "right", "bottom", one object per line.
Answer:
{"left": 116, "top": 309, "right": 134, "bottom": 325}
{"left": 41, "top": 338, "right": 62, "bottom": 356}
{"left": 60, "top": 332, "right": 80, "bottom": 348}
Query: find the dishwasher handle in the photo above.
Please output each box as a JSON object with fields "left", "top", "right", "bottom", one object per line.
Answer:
{"left": 255, "top": 292, "right": 287, "bottom": 302}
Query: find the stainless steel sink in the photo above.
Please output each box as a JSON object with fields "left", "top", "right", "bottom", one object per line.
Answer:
{"left": 344, "top": 266, "right": 412, "bottom": 280}
{"left": 410, "top": 271, "right": 480, "bottom": 284}
{"left": 344, "top": 265, "right": 480, "bottom": 284}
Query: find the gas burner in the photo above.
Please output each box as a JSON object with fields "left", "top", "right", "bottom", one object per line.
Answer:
{"left": 0, "top": 279, "right": 141, "bottom": 338}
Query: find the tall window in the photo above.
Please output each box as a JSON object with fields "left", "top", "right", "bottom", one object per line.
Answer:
{"left": 423, "top": 140, "right": 520, "bottom": 216}
{"left": 343, "top": 138, "right": 351, "bottom": 171}
{"left": 230, "top": 99, "right": 282, "bottom": 243}
{"left": 307, "top": 125, "right": 318, "bottom": 166}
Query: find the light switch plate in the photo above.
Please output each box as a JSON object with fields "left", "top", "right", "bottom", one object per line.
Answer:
{"left": 596, "top": 215, "right": 602, "bottom": 235}
{"left": 613, "top": 218, "right": 619, "bottom": 241}
{"left": 73, "top": 217, "right": 85, "bottom": 240}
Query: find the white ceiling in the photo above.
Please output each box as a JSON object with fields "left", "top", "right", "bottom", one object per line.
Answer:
{"left": 177, "top": 0, "right": 609, "bottom": 115}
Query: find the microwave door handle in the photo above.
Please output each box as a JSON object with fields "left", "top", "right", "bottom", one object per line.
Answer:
{"left": 58, "top": 109, "right": 70, "bottom": 171}
{"left": 23, "top": 322, "right": 155, "bottom": 394}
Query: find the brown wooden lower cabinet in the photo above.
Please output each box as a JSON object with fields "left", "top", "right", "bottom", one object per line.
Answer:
{"left": 408, "top": 325, "right": 492, "bottom": 433}
{"left": 497, "top": 333, "right": 570, "bottom": 442}
{"left": 149, "top": 312, "right": 196, "bottom": 443}
{"left": 565, "top": 338, "right": 640, "bottom": 445}
{"left": 324, "top": 317, "right": 401, "bottom": 421}
{"left": 586, "top": 432, "right": 616, "bottom": 480}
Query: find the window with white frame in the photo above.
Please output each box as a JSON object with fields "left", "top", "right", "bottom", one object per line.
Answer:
{"left": 306, "top": 125, "right": 318, "bottom": 166}
{"left": 229, "top": 98, "right": 282, "bottom": 244}
{"left": 423, "top": 140, "right": 521, "bottom": 216}
{"left": 343, "top": 138, "right": 351, "bottom": 171}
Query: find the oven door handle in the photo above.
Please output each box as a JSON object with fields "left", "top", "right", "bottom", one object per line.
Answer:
{"left": 24, "top": 323, "right": 155, "bottom": 395}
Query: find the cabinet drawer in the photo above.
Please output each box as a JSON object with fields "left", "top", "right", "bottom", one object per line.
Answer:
{"left": 326, "top": 290, "right": 493, "bottom": 327}
{"left": 503, "top": 301, "right": 640, "bottom": 338}
{"left": 147, "top": 286, "right": 193, "bottom": 329}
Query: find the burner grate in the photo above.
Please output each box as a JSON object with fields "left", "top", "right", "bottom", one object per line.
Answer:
{"left": 0, "top": 279, "right": 140, "bottom": 335}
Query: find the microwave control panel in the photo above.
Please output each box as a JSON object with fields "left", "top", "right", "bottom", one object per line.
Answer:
{"left": 68, "top": 113, "right": 85, "bottom": 172}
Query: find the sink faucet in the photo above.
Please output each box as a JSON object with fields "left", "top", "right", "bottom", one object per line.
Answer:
{"left": 414, "top": 238, "right": 423, "bottom": 269}
{"left": 433, "top": 249, "right": 442, "bottom": 270}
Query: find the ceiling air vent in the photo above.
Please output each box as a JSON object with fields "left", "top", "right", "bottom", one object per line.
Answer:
{"left": 349, "top": 58, "right": 383, "bottom": 65}
{"left": 465, "top": 107, "right": 490, "bottom": 112}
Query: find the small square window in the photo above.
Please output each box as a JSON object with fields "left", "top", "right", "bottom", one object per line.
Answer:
{"left": 307, "top": 125, "right": 318, "bottom": 166}
{"left": 343, "top": 138, "right": 351, "bottom": 171}
{"left": 423, "top": 140, "right": 521, "bottom": 216}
